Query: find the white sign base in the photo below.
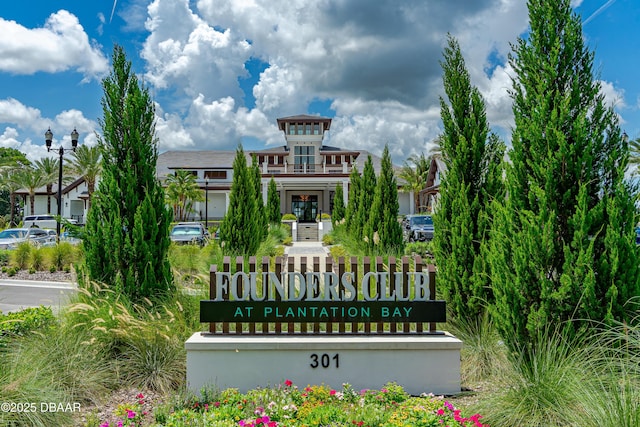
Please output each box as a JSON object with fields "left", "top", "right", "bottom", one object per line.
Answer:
{"left": 185, "top": 333, "right": 462, "bottom": 396}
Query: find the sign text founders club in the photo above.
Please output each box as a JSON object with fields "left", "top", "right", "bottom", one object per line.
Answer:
{"left": 200, "top": 269, "right": 446, "bottom": 323}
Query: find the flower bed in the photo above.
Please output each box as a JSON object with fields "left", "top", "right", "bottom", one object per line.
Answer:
{"left": 99, "top": 381, "right": 485, "bottom": 427}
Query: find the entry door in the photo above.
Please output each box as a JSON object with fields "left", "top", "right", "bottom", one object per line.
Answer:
{"left": 292, "top": 195, "right": 318, "bottom": 222}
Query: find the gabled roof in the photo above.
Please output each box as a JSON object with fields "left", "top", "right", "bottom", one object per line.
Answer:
{"left": 156, "top": 150, "right": 237, "bottom": 179}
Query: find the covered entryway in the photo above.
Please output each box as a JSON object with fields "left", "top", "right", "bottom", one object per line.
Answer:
{"left": 291, "top": 195, "right": 318, "bottom": 222}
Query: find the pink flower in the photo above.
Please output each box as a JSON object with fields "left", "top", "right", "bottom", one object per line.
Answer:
{"left": 100, "top": 423, "right": 109, "bottom": 427}
{"left": 437, "top": 408, "right": 445, "bottom": 416}
{"left": 127, "top": 409, "right": 136, "bottom": 419}
{"left": 284, "top": 379, "right": 293, "bottom": 387}
{"left": 117, "top": 422, "right": 123, "bottom": 427}
{"left": 330, "top": 389, "right": 336, "bottom": 396}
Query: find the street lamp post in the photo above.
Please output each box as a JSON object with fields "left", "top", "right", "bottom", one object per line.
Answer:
{"left": 45, "top": 128, "right": 79, "bottom": 241}
{"left": 204, "top": 177, "right": 209, "bottom": 229}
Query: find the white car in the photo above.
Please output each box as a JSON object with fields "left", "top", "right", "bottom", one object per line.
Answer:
{"left": 0, "top": 228, "right": 56, "bottom": 250}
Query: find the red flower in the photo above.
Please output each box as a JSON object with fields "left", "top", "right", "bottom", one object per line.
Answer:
{"left": 284, "top": 379, "right": 293, "bottom": 387}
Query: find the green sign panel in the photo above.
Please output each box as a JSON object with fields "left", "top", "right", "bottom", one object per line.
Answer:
{"left": 200, "top": 300, "right": 446, "bottom": 323}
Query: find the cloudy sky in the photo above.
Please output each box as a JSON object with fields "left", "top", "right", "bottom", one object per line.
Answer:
{"left": 0, "top": 0, "right": 638, "bottom": 164}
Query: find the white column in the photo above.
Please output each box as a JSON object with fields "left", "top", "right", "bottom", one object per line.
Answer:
{"left": 409, "top": 191, "right": 415, "bottom": 214}
{"left": 342, "top": 180, "right": 349, "bottom": 206}
{"left": 262, "top": 179, "right": 268, "bottom": 204}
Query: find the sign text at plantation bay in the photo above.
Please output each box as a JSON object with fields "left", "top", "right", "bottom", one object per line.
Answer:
{"left": 200, "top": 255, "right": 446, "bottom": 330}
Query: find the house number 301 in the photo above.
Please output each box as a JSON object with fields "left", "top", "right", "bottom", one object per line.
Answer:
{"left": 309, "top": 353, "right": 339, "bottom": 368}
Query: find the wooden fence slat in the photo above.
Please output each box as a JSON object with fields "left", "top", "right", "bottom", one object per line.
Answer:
{"left": 261, "top": 256, "right": 270, "bottom": 334}
{"left": 350, "top": 256, "right": 359, "bottom": 333}
{"left": 300, "top": 256, "right": 308, "bottom": 334}
{"left": 389, "top": 256, "right": 396, "bottom": 334}
{"left": 313, "top": 256, "right": 320, "bottom": 334}
{"left": 209, "top": 264, "right": 217, "bottom": 333}
{"left": 222, "top": 256, "right": 230, "bottom": 334}
{"left": 376, "top": 256, "right": 384, "bottom": 334}
{"left": 402, "top": 256, "right": 410, "bottom": 334}
{"left": 363, "top": 256, "right": 371, "bottom": 334}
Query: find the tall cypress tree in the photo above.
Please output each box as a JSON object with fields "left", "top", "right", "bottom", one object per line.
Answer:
{"left": 84, "top": 45, "right": 173, "bottom": 300}
{"left": 344, "top": 165, "right": 361, "bottom": 230}
{"left": 219, "top": 146, "right": 260, "bottom": 255}
{"left": 365, "top": 145, "right": 404, "bottom": 253}
{"left": 488, "top": 0, "right": 639, "bottom": 352}
{"left": 266, "top": 177, "right": 281, "bottom": 224}
{"left": 432, "top": 35, "right": 505, "bottom": 320}
{"left": 332, "top": 183, "right": 345, "bottom": 227}
{"left": 251, "top": 155, "right": 267, "bottom": 242}
{"left": 355, "top": 156, "right": 377, "bottom": 242}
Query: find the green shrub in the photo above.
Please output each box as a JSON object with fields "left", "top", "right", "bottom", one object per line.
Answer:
{"left": 0, "top": 250, "right": 9, "bottom": 266}
{"left": 281, "top": 213, "right": 297, "bottom": 221}
{"left": 404, "top": 241, "right": 432, "bottom": 257}
{"left": 11, "top": 242, "right": 32, "bottom": 269}
{"left": 118, "top": 332, "right": 186, "bottom": 393}
{"left": 268, "top": 224, "right": 289, "bottom": 243}
{"left": 0, "top": 306, "right": 56, "bottom": 340}
{"left": 282, "top": 236, "right": 293, "bottom": 246}
{"left": 322, "top": 232, "right": 335, "bottom": 245}
{"left": 477, "top": 327, "right": 591, "bottom": 426}
{"left": 44, "top": 242, "right": 77, "bottom": 271}
{"left": 30, "top": 247, "right": 45, "bottom": 271}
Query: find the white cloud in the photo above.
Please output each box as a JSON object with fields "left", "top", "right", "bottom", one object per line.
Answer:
{"left": 0, "top": 99, "right": 43, "bottom": 129}
{"left": 599, "top": 80, "right": 626, "bottom": 109}
{"left": 0, "top": 10, "right": 108, "bottom": 79}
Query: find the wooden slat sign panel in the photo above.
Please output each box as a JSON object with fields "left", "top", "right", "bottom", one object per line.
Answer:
{"left": 202, "top": 256, "right": 444, "bottom": 335}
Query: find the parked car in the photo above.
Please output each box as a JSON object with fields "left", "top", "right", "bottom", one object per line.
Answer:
{"left": 403, "top": 214, "right": 435, "bottom": 242}
{"left": 169, "top": 222, "right": 210, "bottom": 246}
{"left": 636, "top": 227, "right": 640, "bottom": 245}
{"left": 0, "top": 227, "right": 56, "bottom": 250}
{"left": 22, "top": 214, "right": 57, "bottom": 229}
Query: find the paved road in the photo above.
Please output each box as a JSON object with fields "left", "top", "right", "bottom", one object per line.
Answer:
{"left": 0, "top": 280, "right": 77, "bottom": 313}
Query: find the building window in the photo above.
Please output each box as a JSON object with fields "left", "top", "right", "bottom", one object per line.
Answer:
{"left": 294, "top": 146, "right": 315, "bottom": 172}
{"left": 314, "top": 123, "right": 320, "bottom": 135}
{"left": 204, "top": 170, "right": 227, "bottom": 179}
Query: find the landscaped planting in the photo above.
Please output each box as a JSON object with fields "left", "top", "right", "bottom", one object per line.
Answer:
{"left": 99, "top": 381, "right": 486, "bottom": 427}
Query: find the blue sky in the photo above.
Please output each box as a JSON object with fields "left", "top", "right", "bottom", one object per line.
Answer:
{"left": 0, "top": 0, "right": 638, "bottom": 164}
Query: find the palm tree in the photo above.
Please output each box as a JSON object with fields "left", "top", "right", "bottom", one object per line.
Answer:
{"left": 628, "top": 135, "right": 640, "bottom": 175}
{"left": 13, "top": 166, "right": 47, "bottom": 217}
{"left": 0, "top": 168, "right": 23, "bottom": 226}
{"left": 68, "top": 144, "right": 102, "bottom": 208}
{"left": 34, "top": 156, "right": 60, "bottom": 214}
{"left": 165, "top": 170, "right": 203, "bottom": 221}
{"left": 398, "top": 152, "right": 431, "bottom": 213}
{"left": 0, "top": 148, "right": 30, "bottom": 224}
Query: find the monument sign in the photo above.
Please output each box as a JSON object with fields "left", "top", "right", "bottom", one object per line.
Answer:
{"left": 186, "top": 255, "right": 462, "bottom": 395}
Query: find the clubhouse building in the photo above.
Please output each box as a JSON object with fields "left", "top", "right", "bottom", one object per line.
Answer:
{"left": 17, "top": 115, "right": 414, "bottom": 227}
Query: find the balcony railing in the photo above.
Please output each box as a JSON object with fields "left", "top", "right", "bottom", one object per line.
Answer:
{"left": 262, "top": 163, "right": 351, "bottom": 175}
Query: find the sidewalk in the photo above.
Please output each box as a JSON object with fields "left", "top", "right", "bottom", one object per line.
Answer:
{"left": 284, "top": 241, "right": 329, "bottom": 271}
